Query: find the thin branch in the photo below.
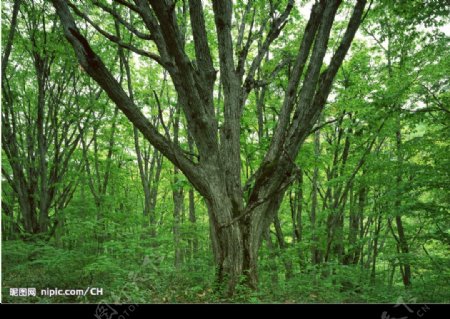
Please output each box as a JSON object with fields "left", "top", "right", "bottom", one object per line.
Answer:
{"left": 115, "top": 0, "right": 140, "bottom": 13}
{"left": 92, "top": 0, "right": 153, "bottom": 40}
{"left": 1, "top": 0, "right": 21, "bottom": 77}
{"left": 154, "top": 90, "right": 171, "bottom": 141}
{"left": 68, "top": 1, "right": 162, "bottom": 64}
{"left": 309, "top": 115, "right": 344, "bottom": 135}
{"left": 242, "top": 0, "right": 294, "bottom": 87}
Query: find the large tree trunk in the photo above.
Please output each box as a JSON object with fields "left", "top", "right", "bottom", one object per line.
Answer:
{"left": 207, "top": 187, "right": 286, "bottom": 294}
{"left": 206, "top": 196, "right": 244, "bottom": 295}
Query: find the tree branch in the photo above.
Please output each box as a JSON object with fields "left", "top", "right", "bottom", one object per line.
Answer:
{"left": 242, "top": 0, "right": 294, "bottom": 88}
{"left": 189, "top": 0, "right": 216, "bottom": 87}
{"left": 52, "top": 0, "right": 207, "bottom": 194}
{"left": 92, "top": 0, "right": 153, "bottom": 40}
{"left": 67, "top": 2, "right": 162, "bottom": 65}
{"left": 1, "top": 0, "right": 21, "bottom": 77}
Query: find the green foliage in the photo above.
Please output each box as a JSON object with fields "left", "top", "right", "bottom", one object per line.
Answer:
{"left": 2, "top": 0, "right": 449, "bottom": 304}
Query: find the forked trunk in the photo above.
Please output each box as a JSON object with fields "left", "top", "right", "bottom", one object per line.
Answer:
{"left": 207, "top": 189, "right": 284, "bottom": 295}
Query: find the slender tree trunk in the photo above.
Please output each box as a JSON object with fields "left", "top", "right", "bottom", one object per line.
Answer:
{"left": 274, "top": 215, "right": 293, "bottom": 279}
{"left": 290, "top": 171, "right": 304, "bottom": 266}
{"left": 172, "top": 107, "right": 184, "bottom": 267}
{"left": 172, "top": 175, "right": 184, "bottom": 267}
{"left": 311, "top": 129, "right": 321, "bottom": 264}
{"left": 134, "top": 128, "right": 152, "bottom": 223}
{"left": 264, "top": 229, "right": 279, "bottom": 286}
{"left": 395, "top": 129, "right": 411, "bottom": 287}
{"left": 344, "top": 186, "right": 356, "bottom": 265}
{"left": 187, "top": 133, "right": 198, "bottom": 257}
{"left": 149, "top": 150, "right": 163, "bottom": 235}
{"left": 388, "top": 264, "right": 396, "bottom": 289}
{"left": 370, "top": 213, "right": 382, "bottom": 283}
{"left": 356, "top": 186, "right": 367, "bottom": 266}
{"left": 36, "top": 65, "right": 49, "bottom": 233}
{"left": 385, "top": 24, "right": 411, "bottom": 287}
{"left": 188, "top": 187, "right": 198, "bottom": 256}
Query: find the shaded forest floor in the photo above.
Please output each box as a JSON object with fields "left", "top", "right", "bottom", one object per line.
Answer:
{"left": 3, "top": 239, "right": 449, "bottom": 304}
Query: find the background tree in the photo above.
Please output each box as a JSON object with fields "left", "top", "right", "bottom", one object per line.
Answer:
{"left": 2, "top": 0, "right": 89, "bottom": 236}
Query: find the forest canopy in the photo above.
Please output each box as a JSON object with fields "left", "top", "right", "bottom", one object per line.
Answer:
{"left": 1, "top": 0, "right": 449, "bottom": 303}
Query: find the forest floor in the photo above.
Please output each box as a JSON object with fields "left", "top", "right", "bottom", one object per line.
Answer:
{"left": 2, "top": 240, "right": 449, "bottom": 304}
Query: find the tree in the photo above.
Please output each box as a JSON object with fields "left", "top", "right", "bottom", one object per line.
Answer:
{"left": 2, "top": 0, "right": 88, "bottom": 236}
{"left": 49, "top": 0, "right": 368, "bottom": 295}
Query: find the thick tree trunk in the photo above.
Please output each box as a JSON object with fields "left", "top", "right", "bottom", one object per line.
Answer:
{"left": 19, "top": 196, "right": 37, "bottom": 234}
{"left": 207, "top": 188, "right": 285, "bottom": 294}
{"left": 206, "top": 197, "right": 244, "bottom": 295}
